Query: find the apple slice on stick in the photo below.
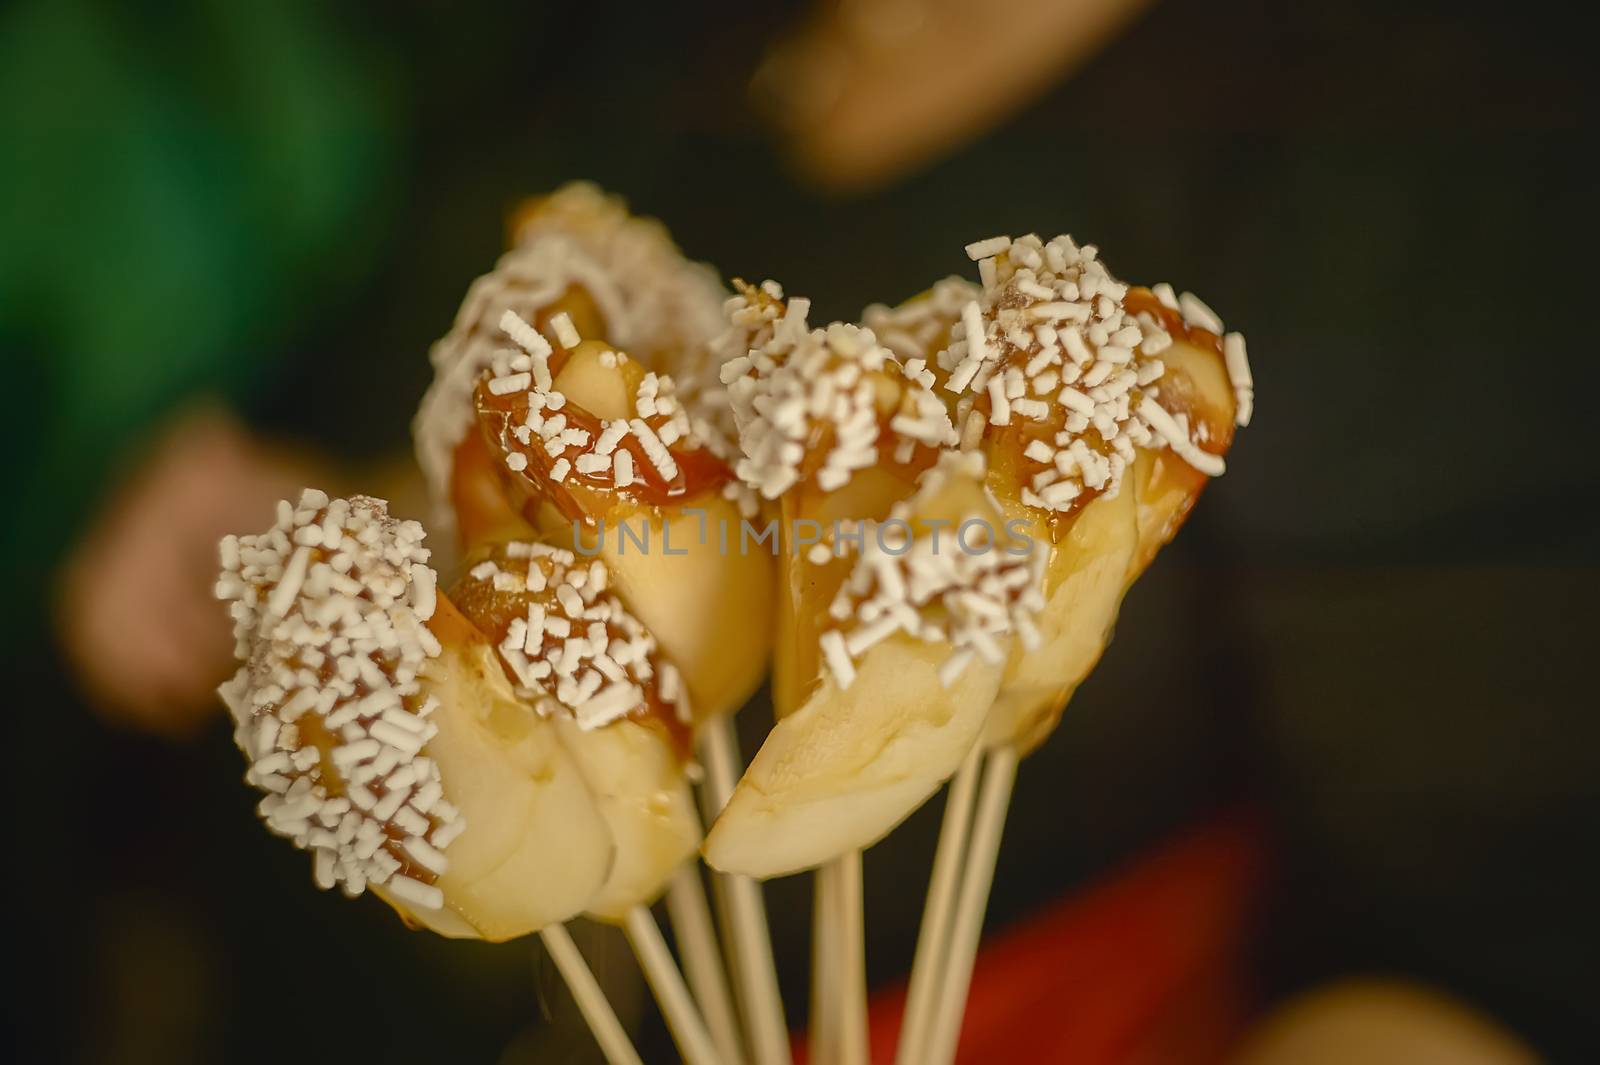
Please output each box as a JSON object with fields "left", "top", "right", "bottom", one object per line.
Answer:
{"left": 217, "top": 491, "right": 617, "bottom": 939}
{"left": 470, "top": 311, "right": 782, "bottom": 1063}
{"left": 704, "top": 450, "right": 1038, "bottom": 877}
{"left": 885, "top": 234, "right": 1252, "bottom": 1065}
{"left": 701, "top": 289, "right": 1039, "bottom": 1065}
{"left": 418, "top": 209, "right": 757, "bottom": 1062}
{"left": 702, "top": 288, "right": 1037, "bottom": 879}
{"left": 216, "top": 492, "right": 650, "bottom": 1063}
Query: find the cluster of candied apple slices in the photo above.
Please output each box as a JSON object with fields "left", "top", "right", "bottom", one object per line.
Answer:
{"left": 215, "top": 183, "right": 1253, "bottom": 1065}
{"left": 703, "top": 231, "right": 1252, "bottom": 882}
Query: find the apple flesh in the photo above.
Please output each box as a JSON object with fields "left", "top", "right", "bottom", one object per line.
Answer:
{"left": 375, "top": 632, "right": 615, "bottom": 941}
{"left": 982, "top": 482, "right": 1137, "bottom": 754}
{"left": 984, "top": 334, "right": 1238, "bottom": 754}
{"left": 705, "top": 460, "right": 1008, "bottom": 877}
{"left": 703, "top": 635, "right": 1002, "bottom": 877}
{"left": 552, "top": 716, "right": 700, "bottom": 921}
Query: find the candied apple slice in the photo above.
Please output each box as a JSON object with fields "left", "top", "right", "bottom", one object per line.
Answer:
{"left": 216, "top": 492, "right": 615, "bottom": 941}
{"left": 927, "top": 236, "right": 1248, "bottom": 753}
{"left": 418, "top": 183, "right": 729, "bottom": 553}
{"left": 449, "top": 541, "right": 700, "bottom": 920}
{"left": 705, "top": 453, "right": 1038, "bottom": 877}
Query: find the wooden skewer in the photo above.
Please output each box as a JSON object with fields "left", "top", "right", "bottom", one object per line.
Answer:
{"left": 810, "top": 861, "right": 840, "bottom": 1064}
{"left": 702, "top": 716, "right": 794, "bottom": 1065}
{"left": 894, "top": 745, "right": 983, "bottom": 1065}
{"left": 667, "top": 863, "right": 748, "bottom": 1065}
{"left": 921, "top": 746, "right": 1019, "bottom": 1065}
{"left": 624, "top": 905, "right": 728, "bottom": 1065}
{"left": 835, "top": 849, "right": 869, "bottom": 1065}
{"left": 539, "top": 924, "right": 645, "bottom": 1065}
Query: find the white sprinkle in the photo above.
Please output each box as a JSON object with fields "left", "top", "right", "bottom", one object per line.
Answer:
{"left": 499, "top": 309, "right": 552, "bottom": 359}
{"left": 1223, "top": 330, "right": 1255, "bottom": 428}
{"left": 1058, "top": 387, "right": 1095, "bottom": 415}
{"left": 411, "top": 566, "right": 436, "bottom": 620}
{"left": 1081, "top": 361, "right": 1115, "bottom": 388}
{"left": 574, "top": 452, "right": 610, "bottom": 476}
{"left": 386, "top": 875, "right": 444, "bottom": 911}
{"left": 1025, "top": 301, "right": 1086, "bottom": 322}
{"left": 959, "top": 409, "right": 985, "bottom": 451}
{"left": 488, "top": 372, "right": 531, "bottom": 396}
{"left": 819, "top": 630, "right": 856, "bottom": 689}
{"left": 312, "top": 848, "right": 336, "bottom": 888}
{"left": 594, "top": 420, "right": 630, "bottom": 456}
{"left": 549, "top": 311, "right": 582, "bottom": 349}
{"left": 1235, "top": 390, "right": 1254, "bottom": 428}
{"left": 965, "top": 236, "right": 1011, "bottom": 261}
{"left": 938, "top": 648, "right": 975, "bottom": 688}
{"left": 266, "top": 546, "right": 311, "bottom": 618}
{"left": 370, "top": 720, "right": 424, "bottom": 755}
{"left": 371, "top": 786, "right": 410, "bottom": 822}
{"left": 1221, "top": 332, "right": 1253, "bottom": 391}
{"left": 986, "top": 376, "right": 1011, "bottom": 425}
{"left": 279, "top": 688, "right": 317, "bottom": 723}
{"left": 1016, "top": 278, "right": 1055, "bottom": 301}
{"left": 961, "top": 300, "right": 989, "bottom": 365}
{"left": 1004, "top": 366, "right": 1026, "bottom": 400}
{"left": 430, "top": 818, "right": 465, "bottom": 850}
{"left": 574, "top": 683, "right": 643, "bottom": 730}
{"left": 1062, "top": 327, "right": 1093, "bottom": 366}
{"left": 1141, "top": 328, "right": 1172, "bottom": 356}
{"left": 613, "top": 449, "right": 635, "bottom": 487}
{"left": 402, "top": 836, "right": 449, "bottom": 876}
{"left": 1178, "top": 291, "right": 1223, "bottom": 334}
{"left": 219, "top": 535, "right": 240, "bottom": 572}
{"left": 1139, "top": 396, "right": 1226, "bottom": 476}
{"left": 629, "top": 418, "right": 678, "bottom": 481}
{"left": 946, "top": 356, "right": 982, "bottom": 395}
{"left": 1041, "top": 479, "right": 1081, "bottom": 508}
{"left": 332, "top": 738, "right": 380, "bottom": 768}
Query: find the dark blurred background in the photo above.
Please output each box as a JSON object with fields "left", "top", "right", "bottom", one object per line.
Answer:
{"left": 3, "top": 0, "right": 1595, "bottom": 1062}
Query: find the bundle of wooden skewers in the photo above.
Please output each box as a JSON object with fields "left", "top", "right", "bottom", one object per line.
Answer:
{"left": 215, "top": 183, "right": 1252, "bottom": 1064}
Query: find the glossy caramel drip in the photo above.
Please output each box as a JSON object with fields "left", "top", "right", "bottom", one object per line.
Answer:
{"left": 474, "top": 381, "right": 733, "bottom": 527}
{"left": 980, "top": 393, "right": 1114, "bottom": 541}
